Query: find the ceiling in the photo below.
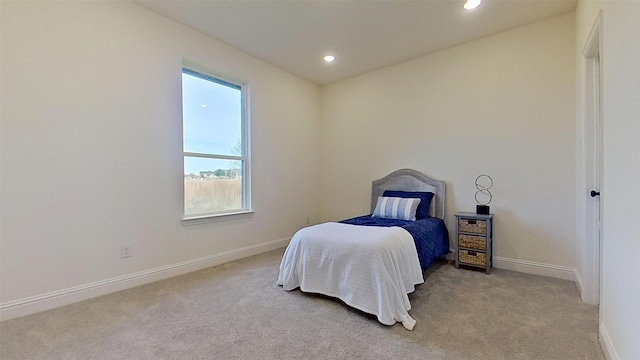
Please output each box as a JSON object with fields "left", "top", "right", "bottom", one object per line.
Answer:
{"left": 134, "top": 0, "right": 576, "bottom": 86}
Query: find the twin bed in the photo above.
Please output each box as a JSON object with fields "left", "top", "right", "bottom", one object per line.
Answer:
{"left": 276, "top": 169, "right": 449, "bottom": 330}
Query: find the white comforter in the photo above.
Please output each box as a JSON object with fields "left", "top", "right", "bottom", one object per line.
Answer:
{"left": 276, "top": 222, "right": 424, "bottom": 330}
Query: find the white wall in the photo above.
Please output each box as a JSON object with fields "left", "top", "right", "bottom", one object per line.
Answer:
{"left": 0, "top": 1, "right": 320, "bottom": 319}
{"left": 575, "top": 1, "right": 640, "bottom": 359}
{"left": 320, "top": 14, "right": 576, "bottom": 274}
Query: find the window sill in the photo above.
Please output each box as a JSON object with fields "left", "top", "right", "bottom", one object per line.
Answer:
{"left": 181, "top": 210, "right": 255, "bottom": 226}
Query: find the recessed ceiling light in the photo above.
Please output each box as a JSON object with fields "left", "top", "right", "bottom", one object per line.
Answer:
{"left": 464, "top": 0, "right": 481, "bottom": 10}
{"left": 323, "top": 55, "right": 335, "bottom": 63}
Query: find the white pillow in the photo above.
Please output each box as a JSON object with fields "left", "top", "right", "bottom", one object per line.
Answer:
{"left": 372, "top": 196, "right": 421, "bottom": 221}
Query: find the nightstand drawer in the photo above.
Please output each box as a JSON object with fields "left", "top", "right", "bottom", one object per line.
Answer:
{"left": 458, "top": 218, "right": 487, "bottom": 234}
{"left": 458, "top": 234, "right": 487, "bottom": 251}
{"left": 458, "top": 249, "right": 487, "bottom": 267}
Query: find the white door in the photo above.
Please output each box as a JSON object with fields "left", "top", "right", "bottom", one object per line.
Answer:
{"left": 589, "top": 54, "right": 603, "bottom": 305}
{"left": 583, "top": 13, "right": 603, "bottom": 306}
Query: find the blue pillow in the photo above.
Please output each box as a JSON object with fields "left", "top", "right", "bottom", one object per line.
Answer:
{"left": 382, "top": 190, "right": 434, "bottom": 219}
{"left": 372, "top": 196, "right": 421, "bottom": 221}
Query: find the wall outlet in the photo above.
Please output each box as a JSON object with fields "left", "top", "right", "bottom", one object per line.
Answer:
{"left": 121, "top": 243, "right": 132, "bottom": 258}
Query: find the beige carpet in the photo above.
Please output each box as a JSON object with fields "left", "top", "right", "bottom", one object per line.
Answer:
{"left": 0, "top": 249, "right": 604, "bottom": 360}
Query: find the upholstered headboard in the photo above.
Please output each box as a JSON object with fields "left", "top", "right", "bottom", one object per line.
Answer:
{"left": 370, "top": 169, "right": 446, "bottom": 220}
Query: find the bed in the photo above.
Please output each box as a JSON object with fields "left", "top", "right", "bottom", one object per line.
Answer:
{"left": 276, "top": 169, "right": 449, "bottom": 330}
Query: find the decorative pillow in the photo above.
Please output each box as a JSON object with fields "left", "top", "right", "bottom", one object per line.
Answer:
{"left": 382, "top": 190, "right": 434, "bottom": 220}
{"left": 372, "top": 196, "right": 421, "bottom": 221}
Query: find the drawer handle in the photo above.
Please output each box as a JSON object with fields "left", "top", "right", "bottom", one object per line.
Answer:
{"left": 467, "top": 220, "right": 477, "bottom": 224}
{"left": 467, "top": 251, "right": 477, "bottom": 256}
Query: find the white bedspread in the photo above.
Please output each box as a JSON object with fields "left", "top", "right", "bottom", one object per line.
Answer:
{"left": 276, "top": 222, "right": 424, "bottom": 330}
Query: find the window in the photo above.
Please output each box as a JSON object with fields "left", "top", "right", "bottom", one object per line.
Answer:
{"left": 182, "top": 63, "right": 250, "bottom": 220}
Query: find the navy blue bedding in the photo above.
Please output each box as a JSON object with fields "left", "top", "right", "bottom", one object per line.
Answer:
{"left": 340, "top": 215, "right": 450, "bottom": 272}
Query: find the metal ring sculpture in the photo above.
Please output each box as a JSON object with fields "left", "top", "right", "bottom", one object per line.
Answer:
{"left": 475, "top": 174, "right": 493, "bottom": 206}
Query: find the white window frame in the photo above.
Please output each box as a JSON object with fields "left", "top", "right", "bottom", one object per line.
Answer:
{"left": 181, "top": 61, "right": 252, "bottom": 225}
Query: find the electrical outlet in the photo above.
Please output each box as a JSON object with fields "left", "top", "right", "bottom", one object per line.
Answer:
{"left": 121, "top": 243, "right": 132, "bottom": 258}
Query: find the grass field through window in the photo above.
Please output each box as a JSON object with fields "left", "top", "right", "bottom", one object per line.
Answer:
{"left": 184, "top": 177, "right": 242, "bottom": 215}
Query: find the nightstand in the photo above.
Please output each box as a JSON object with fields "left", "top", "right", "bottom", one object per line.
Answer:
{"left": 455, "top": 212, "right": 493, "bottom": 274}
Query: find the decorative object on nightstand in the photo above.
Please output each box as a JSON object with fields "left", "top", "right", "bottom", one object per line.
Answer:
{"left": 455, "top": 212, "right": 493, "bottom": 274}
{"left": 475, "top": 174, "right": 493, "bottom": 215}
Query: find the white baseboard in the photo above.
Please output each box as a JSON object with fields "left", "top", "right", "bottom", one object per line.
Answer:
{"left": 599, "top": 322, "right": 620, "bottom": 360}
{"left": 574, "top": 267, "right": 584, "bottom": 297}
{"left": 0, "top": 237, "right": 290, "bottom": 321}
{"left": 492, "top": 256, "right": 577, "bottom": 282}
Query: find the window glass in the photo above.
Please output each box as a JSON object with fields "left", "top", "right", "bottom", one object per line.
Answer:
{"left": 184, "top": 157, "right": 243, "bottom": 214}
{"left": 182, "top": 65, "right": 249, "bottom": 218}
{"left": 182, "top": 70, "right": 242, "bottom": 156}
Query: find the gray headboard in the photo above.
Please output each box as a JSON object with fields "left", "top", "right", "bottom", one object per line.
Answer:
{"left": 370, "top": 169, "right": 446, "bottom": 220}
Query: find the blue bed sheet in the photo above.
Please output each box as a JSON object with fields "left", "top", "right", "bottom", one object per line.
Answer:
{"left": 340, "top": 215, "right": 450, "bottom": 272}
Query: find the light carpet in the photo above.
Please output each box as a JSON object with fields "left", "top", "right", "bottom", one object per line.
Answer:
{"left": 0, "top": 248, "right": 604, "bottom": 359}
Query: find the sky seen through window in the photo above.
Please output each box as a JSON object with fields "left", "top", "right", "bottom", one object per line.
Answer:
{"left": 182, "top": 72, "right": 242, "bottom": 175}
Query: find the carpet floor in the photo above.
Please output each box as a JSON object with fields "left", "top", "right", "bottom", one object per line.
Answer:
{"left": 0, "top": 248, "right": 604, "bottom": 360}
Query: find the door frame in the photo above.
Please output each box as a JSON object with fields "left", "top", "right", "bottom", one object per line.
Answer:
{"left": 581, "top": 11, "right": 603, "bottom": 306}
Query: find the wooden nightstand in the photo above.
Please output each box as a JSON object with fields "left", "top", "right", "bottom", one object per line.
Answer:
{"left": 455, "top": 212, "right": 493, "bottom": 274}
